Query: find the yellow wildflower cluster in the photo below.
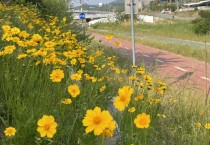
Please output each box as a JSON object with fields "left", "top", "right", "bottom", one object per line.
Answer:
{"left": 0, "top": 3, "right": 172, "bottom": 144}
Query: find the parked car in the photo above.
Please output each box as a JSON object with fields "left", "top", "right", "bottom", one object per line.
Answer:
{"left": 161, "top": 9, "right": 172, "bottom": 14}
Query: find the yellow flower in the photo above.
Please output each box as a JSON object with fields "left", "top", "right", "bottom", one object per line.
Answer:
{"left": 62, "top": 17, "right": 67, "bottom": 22}
{"left": 17, "top": 54, "right": 27, "bottom": 59}
{"left": 91, "top": 77, "right": 97, "bottom": 82}
{"left": 4, "top": 127, "right": 16, "bottom": 137}
{"left": 50, "top": 69, "right": 64, "bottom": 83}
{"left": 118, "top": 78, "right": 123, "bottom": 82}
{"left": 113, "top": 41, "right": 121, "bottom": 47}
{"left": 134, "top": 94, "right": 144, "bottom": 101}
{"left": 138, "top": 82, "right": 144, "bottom": 88}
{"left": 36, "top": 61, "right": 41, "bottom": 65}
{"left": 17, "top": 40, "right": 27, "bottom": 47}
{"left": 205, "top": 123, "right": 210, "bottom": 129}
{"left": 28, "top": 23, "right": 34, "bottom": 29}
{"left": 134, "top": 97, "right": 139, "bottom": 101}
{"left": 101, "top": 120, "right": 116, "bottom": 137}
{"left": 134, "top": 113, "right": 151, "bottom": 128}
{"left": 136, "top": 67, "right": 145, "bottom": 75}
{"left": 196, "top": 122, "right": 202, "bottom": 128}
{"left": 27, "top": 48, "right": 36, "bottom": 53}
{"left": 62, "top": 98, "right": 72, "bottom": 105}
{"left": 37, "top": 115, "right": 58, "bottom": 138}
{"left": 68, "top": 84, "right": 80, "bottom": 98}
{"left": 162, "top": 114, "right": 166, "bottom": 118}
{"left": 115, "top": 68, "right": 121, "bottom": 74}
{"left": 128, "top": 107, "right": 136, "bottom": 113}
{"left": 70, "top": 73, "right": 82, "bottom": 81}
{"left": 132, "top": 65, "right": 137, "bottom": 68}
{"left": 44, "top": 41, "right": 56, "bottom": 48}
{"left": 101, "top": 64, "right": 106, "bottom": 68}
{"left": 172, "top": 99, "right": 177, "bottom": 103}
{"left": 129, "top": 76, "right": 137, "bottom": 81}
{"left": 89, "top": 56, "right": 94, "bottom": 63}
{"left": 199, "top": 112, "right": 205, "bottom": 116}
{"left": 143, "top": 75, "right": 152, "bottom": 82}
{"left": 63, "top": 51, "right": 77, "bottom": 58}
{"left": 19, "top": 31, "right": 30, "bottom": 38}
{"left": 0, "top": 51, "right": 4, "bottom": 56}
{"left": 2, "top": 25, "right": 11, "bottom": 32}
{"left": 105, "top": 35, "right": 113, "bottom": 41}
{"left": 82, "top": 107, "right": 114, "bottom": 136}
{"left": 77, "top": 69, "right": 83, "bottom": 75}
{"left": 154, "top": 88, "right": 164, "bottom": 95}
{"left": 70, "top": 59, "right": 77, "bottom": 65}
{"left": 11, "top": 27, "right": 20, "bottom": 35}
{"left": 78, "top": 58, "right": 86, "bottom": 64}
{"left": 12, "top": 37, "right": 20, "bottom": 42}
{"left": 26, "top": 40, "right": 38, "bottom": 46}
{"left": 114, "top": 86, "right": 133, "bottom": 111}
{"left": 3, "top": 45, "right": 16, "bottom": 55}
{"left": 95, "top": 50, "right": 102, "bottom": 56}
{"left": 100, "top": 86, "right": 106, "bottom": 92}
{"left": 122, "top": 69, "right": 127, "bottom": 74}
{"left": 32, "top": 34, "right": 42, "bottom": 42}
{"left": 138, "top": 94, "right": 144, "bottom": 100}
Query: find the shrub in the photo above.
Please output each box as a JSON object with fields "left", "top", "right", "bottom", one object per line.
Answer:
{"left": 149, "top": 1, "right": 176, "bottom": 12}
{"left": 193, "top": 10, "right": 210, "bottom": 35}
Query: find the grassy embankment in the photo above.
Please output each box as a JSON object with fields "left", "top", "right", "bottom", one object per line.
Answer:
{"left": 89, "top": 21, "right": 210, "bottom": 62}
{"left": 0, "top": 3, "right": 209, "bottom": 145}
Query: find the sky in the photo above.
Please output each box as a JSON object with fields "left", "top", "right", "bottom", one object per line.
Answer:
{"left": 73, "top": 0, "right": 116, "bottom": 6}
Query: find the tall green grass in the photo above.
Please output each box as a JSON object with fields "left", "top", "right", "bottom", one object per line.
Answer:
{"left": 91, "top": 21, "right": 210, "bottom": 43}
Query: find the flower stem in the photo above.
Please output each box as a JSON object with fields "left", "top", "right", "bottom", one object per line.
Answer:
{"left": 101, "top": 136, "right": 106, "bottom": 145}
{"left": 144, "top": 129, "right": 147, "bottom": 145}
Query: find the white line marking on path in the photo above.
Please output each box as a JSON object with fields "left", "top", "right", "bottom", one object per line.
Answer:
{"left": 125, "top": 47, "right": 130, "bottom": 50}
{"left": 201, "top": 77, "right": 210, "bottom": 82}
{"left": 174, "top": 66, "right": 188, "bottom": 72}
{"left": 142, "top": 54, "right": 150, "bottom": 57}
{"left": 155, "top": 59, "right": 164, "bottom": 63}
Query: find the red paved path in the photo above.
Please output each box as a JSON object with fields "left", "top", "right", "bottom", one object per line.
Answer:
{"left": 92, "top": 33, "right": 210, "bottom": 94}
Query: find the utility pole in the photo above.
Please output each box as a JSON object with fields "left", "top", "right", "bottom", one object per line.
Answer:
{"left": 80, "top": 0, "right": 83, "bottom": 12}
{"left": 130, "top": 0, "right": 136, "bottom": 66}
{"left": 125, "top": 0, "right": 138, "bottom": 66}
{"left": 176, "top": 0, "right": 179, "bottom": 11}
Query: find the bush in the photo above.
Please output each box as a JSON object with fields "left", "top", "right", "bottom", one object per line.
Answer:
{"left": 194, "top": 20, "right": 210, "bottom": 35}
{"left": 149, "top": 1, "right": 177, "bottom": 12}
{"left": 193, "top": 10, "right": 210, "bottom": 35}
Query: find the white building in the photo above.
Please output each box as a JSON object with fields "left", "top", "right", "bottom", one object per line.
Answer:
{"left": 99, "top": 3, "right": 103, "bottom": 7}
